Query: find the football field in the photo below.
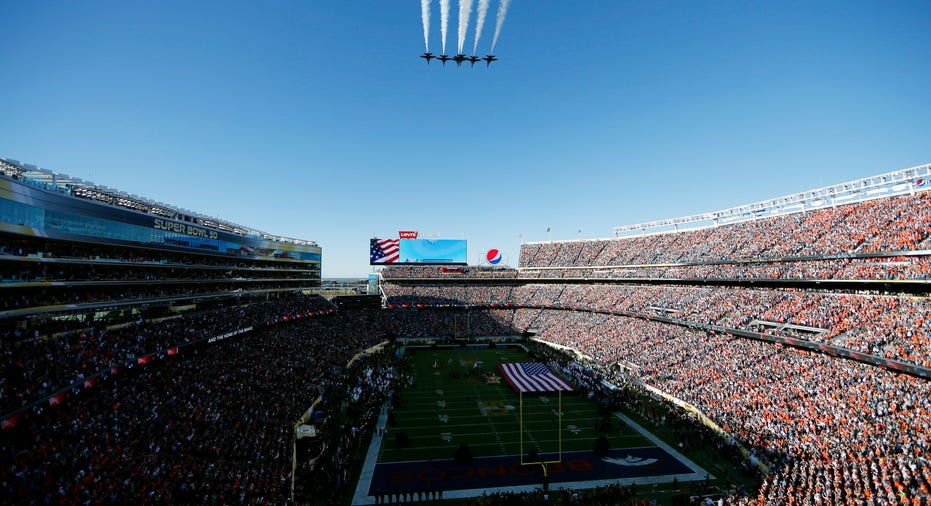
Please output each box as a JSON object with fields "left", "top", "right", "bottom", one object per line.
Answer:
{"left": 352, "top": 344, "right": 709, "bottom": 504}
{"left": 380, "top": 345, "right": 635, "bottom": 462}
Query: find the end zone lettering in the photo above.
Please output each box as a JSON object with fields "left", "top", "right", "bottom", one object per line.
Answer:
{"left": 154, "top": 218, "right": 218, "bottom": 240}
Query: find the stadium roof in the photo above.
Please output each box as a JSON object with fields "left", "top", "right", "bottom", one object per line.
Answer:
{"left": 611, "top": 163, "right": 931, "bottom": 238}
{"left": 1, "top": 157, "right": 317, "bottom": 247}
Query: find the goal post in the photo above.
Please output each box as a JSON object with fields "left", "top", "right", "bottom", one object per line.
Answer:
{"left": 518, "top": 389, "right": 564, "bottom": 468}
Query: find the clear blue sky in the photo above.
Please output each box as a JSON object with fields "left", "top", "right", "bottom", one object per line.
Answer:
{"left": 2, "top": 1, "right": 929, "bottom": 278}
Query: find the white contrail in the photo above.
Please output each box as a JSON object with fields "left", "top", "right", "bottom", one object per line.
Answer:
{"left": 490, "top": 0, "right": 511, "bottom": 54}
{"left": 457, "top": 0, "right": 473, "bottom": 55}
{"left": 440, "top": 0, "right": 450, "bottom": 54}
{"left": 421, "top": 0, "right": 431, "bottom": 52}
{"left": 472, "top": 0, "right": 490, "bottom": 55}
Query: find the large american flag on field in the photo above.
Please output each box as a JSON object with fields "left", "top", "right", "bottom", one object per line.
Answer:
{"left": 498, "top": 363, "right": 574, "bottom": 393}
{"left": 370, "top": 238, "right": 400, "bottom": 264}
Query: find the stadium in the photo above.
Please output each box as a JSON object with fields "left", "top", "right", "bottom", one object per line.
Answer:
{"left": 2, "top": 155, "right": 929, "bottom": 505}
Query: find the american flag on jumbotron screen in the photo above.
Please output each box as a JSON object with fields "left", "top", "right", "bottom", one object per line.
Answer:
{"left": 498, "top": 363, "right": 575, "bottom": 393}
{"left": 370, "top": 238, "right": 400, "bottom": 264}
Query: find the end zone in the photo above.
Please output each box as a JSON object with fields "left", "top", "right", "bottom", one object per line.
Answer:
{"left": 351, "top": 405, "right": 711, "bottom": 505}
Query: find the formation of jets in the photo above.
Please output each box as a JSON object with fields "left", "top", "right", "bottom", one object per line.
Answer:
{"left": 420, "top": 52, "right": 498, "bottom": 68}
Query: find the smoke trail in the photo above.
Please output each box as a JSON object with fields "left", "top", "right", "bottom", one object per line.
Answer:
{"left": 490, "top": 0, "right": 511, "bottom": 53}
{"left": 421, "top": 0, "right": 431, "bottom": 52}
{"left": 457, "top": 0, "right": 473, "bottom": 55}
{"left": 472, "top": 0, "right": 489, "bottom": 55}
{"left": 440, "top": 0, "right": 450, "bottom": 54}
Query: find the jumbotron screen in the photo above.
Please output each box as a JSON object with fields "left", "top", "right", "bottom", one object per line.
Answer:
{"left": 370, "top": 238, "right": 467, "bottom": 265}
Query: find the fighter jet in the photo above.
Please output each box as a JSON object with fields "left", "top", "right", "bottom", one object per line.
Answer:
{"left": 468, "top": 55, "right": 481, "bottom": 67}
{"left": 436, "top": 54, "right": 452, "bottom": 66}
{"left": 482, "top": 54, "right": 498, "bottom": 67}
{"left": 420, "top": 52, "right": 436, "bottom": 65}
{"left": 452, "top": 53, "right": 468, "bottom": 67}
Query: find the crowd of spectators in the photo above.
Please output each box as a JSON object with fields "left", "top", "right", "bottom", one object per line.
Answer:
{"left": 516, "top": 191, "right": 931, "bottom": 280}
{"left": 518, "top": 255, "right": 931, "bottom": 281}
{"left": 300, "top": 317, "right": 400, "bottom": 503}
{"left": 383, "top": 306, "right": 516, "bottom": 339}
{"left": 522, "top": 191, "right": 931, "bottom": 267}
{"left": 385, "top": 285, "right": 517, "bottom": 309}
{"left": 494, "top": 308, "right": 928, "bottom": 504}
{"left": 0, "top": 294, "right": 335, "bottom": 416}
{"left": 0, "top": 281, "right": 319, "bottom": 314}
{"left": 0, "top": 260, "right": 314, "bottom": 284}
{"left": 382, "top": 283, "right": 931, "bottom": 368}
{"left": 0, "top": 310, "right": 390, "bottom": 505}
{"left": 463, "top": 483, "right": 662, "bottom": 505}
{"left": 381, "top": 266, "right": 518, "bottom": 279}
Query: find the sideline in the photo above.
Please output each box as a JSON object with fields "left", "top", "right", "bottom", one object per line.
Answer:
{"left": 612, "top": 411, "right": 713, "bottom": 480}
{"left": 351, "top": 392, "right": 393, "bottom": 505}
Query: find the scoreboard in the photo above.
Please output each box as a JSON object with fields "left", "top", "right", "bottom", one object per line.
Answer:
{"left": 370, "top": 238, "right": 467, "bottom": 265}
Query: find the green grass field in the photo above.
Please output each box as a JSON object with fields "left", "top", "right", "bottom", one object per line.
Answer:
{"left": 377, "top": 345, "right": 652, "bottom": 464}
